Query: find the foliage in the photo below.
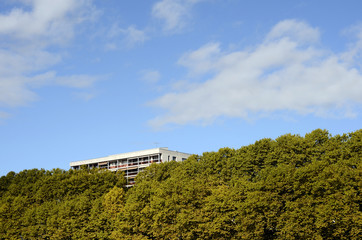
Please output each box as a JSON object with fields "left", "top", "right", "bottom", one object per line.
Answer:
{"left": 0, "top": 129, "right": 361, "bottom": 239}
{"left": 0, "top": 168, "right": 126, "bottom": 239}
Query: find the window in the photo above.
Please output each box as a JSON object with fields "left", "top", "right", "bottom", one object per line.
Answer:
{"left": 172, "top": 156, "right": 177, "bottom": 161}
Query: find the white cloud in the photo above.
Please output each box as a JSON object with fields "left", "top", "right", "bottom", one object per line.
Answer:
{"left": 56, "top": 74, "right": 100, "bottom": 88}
{"left": 107, "top": 24, "right": 147, "bottom": 49}
{"left": 73, "top": 92, "right": 96, "bottom": 101}
{"left": 105, "top": 42, "right": 117, "bottom": 51}
{"left": 0, "top": 47, "right": 61, "bottom": 78}
{"left": 265, "top": 19, "right": 320, "bottom": 44}
{"left": 152, "top": 0, "right": 203, "bottom": 32}
{"left": 0, "top": 75, "right": 38, "bottom": 107}
{"left": 0, "top": 47, "right": 61, "bottom": 107}
{"left": 123, "top": 26, "right": 147, "bottom": 46}
{"left": 341, "top": 23, "right": 362, "bottom": 66}
{"left": 149, "top": 20, "right": 362, "bottom": 128}
{"left": 0, "top": 0, "right": 100, "bottom": 109}
{"left": 0, "top": 111, "right": 10, "bottom": 119}
{"left": 141, "top": 70, "right": 161, "bottom": 84}
{"left": 178, "top": 42, "right": 222, "bottom": 75}
{"left": 0, "top": 0, "right": 94, "bottom": 44}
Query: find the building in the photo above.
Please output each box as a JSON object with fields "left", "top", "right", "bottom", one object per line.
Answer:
{"left": 69, "top": 148, "right": 192, "bottom": 186}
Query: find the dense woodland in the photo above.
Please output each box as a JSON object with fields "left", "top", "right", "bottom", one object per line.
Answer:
{"left": 0, "top": 129, "right": 361, "bottom": 239}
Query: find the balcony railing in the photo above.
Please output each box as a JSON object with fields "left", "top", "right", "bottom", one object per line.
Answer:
{"left": 82, "top": 156, "right": 162, "bottom": 171}
{"left": 127, "top": 172, "right": 138, "bottom": 176}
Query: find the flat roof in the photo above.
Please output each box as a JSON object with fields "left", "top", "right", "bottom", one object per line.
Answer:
{"left": 70, "top": 147, "right": 191, "bottom": 167}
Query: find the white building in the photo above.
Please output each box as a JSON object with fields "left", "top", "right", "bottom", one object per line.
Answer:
{"left": 70, "top": 148, "right": 192, "bottom": 186}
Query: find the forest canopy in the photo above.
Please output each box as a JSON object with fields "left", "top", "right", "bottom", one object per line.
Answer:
{"left": 0, "top": 129, "right": 361, "bottom": 239}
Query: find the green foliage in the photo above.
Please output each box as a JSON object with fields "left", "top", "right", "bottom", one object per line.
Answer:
{"left": 117, "top": 129, "right": 361, "bottom": 239}
{"left": 0, "top": 129, "right": 361, "bottom": 239}
{"left": 0, "top": 168, "right": 126, "bottom": 239}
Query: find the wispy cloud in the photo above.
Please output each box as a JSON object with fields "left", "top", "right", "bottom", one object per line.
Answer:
{"left": 341, "top": 23, "right": 362, "bottom": 66}
{"left": 107, "top": 24, "right": 147, "bottom": 49}
{"left": 123, "top": 26, "right": 148, "bottom": 46}
{"left": 149, "top": 19, "right": 362, "bottom": 128}
{"left": 0, "top": 111, "right": 10, "bottom": 119}
{"left": 0, "top": 0, "right": 100, "bottom": 109}
{"left": 140, "top": 69, "right": 161, "bottom": 84}
{"left": 178, "top": 42, "right": 222, "bottom": 76}
{"left": 73, "top": 92, "right": 97, "bottom": 101}
{"left": 265, "top": 19, "right": 320, "bottom": 44}
{"left": 0, "top": 0, "right": 95, "bottom": 44}
{"left": 152, "top": 0, "right": 203, "bottom": 32}
{"left": 56, "top": 74, "right": 101, "bottom": 88}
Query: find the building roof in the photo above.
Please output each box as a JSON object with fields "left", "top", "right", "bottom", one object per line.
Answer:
{"left": 69, "top": 147, "right": 191, "bottom": 167}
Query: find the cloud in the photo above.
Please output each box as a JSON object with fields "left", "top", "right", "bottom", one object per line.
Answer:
{"left": 178, "top": 42, "right": 222, "bottom": 76}
{"left": 341, "top": 23, "right": 362, "bottom": 66}
{"left": 141, "top": 69, "right": 161, "bottom": 84}
{"left": 0, "top": 0, "right": 100, "bottom": 109}
{"left": 56, "top": 74, "right": 100, "bottom": 88}
{"left": 73, "top": 92, "right": 96, "bottom": 101}
{"left": 122, "top": 26, "right": 147, "bottom": 46}
{"left": 0, "top": 0, "right": 94, "bottom": 44}
{"left": 0, "top": 111, "right": 10, "bottom": 119}
{"left": 0, "top": 48, "right": 61, "bottom": 107}
{"left": 265, "top": 19, "right": 320, "bottom": 44}
{"left": 149, "top": 19, "right": 362, "bottom": 128}
{"left": 107, "top": 24, "right": 147, "bottom": 49}
{"left": 0, "top": 75, "right": 38, "bottom": 107}
{"left": 152, "top": 0, "right": 203, "bottom": 32}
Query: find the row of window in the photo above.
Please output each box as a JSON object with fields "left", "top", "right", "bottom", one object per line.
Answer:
{"left": 72, "top": 154, "right": 188, "bottom": 170}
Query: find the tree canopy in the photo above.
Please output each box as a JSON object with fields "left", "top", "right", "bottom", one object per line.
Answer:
{"left": 0, "top": 129, "right": 361, "bottom": 239}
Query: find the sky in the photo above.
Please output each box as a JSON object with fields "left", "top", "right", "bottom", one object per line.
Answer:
{"left": 1, "top": 0, "right": 362, "bottom": 176}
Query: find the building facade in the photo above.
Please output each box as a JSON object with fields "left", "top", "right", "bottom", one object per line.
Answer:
{"left": 70, "top": 148, "right": 191, "bottom": 186}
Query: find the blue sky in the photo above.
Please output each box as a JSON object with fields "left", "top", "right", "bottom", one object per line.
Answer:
{"left": 1, "top": 0, "right": 362, "bottom": 176}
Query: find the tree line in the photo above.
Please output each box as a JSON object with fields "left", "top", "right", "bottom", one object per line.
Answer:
{"left": 0, "top": 129, "right": 361, "bottom": 239}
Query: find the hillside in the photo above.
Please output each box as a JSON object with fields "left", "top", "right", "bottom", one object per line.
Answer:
{"left": 0, "top": 129, "right": 361, "bottom": 239}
